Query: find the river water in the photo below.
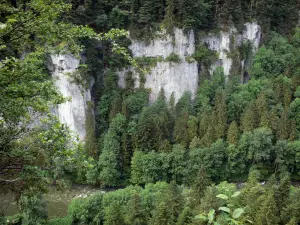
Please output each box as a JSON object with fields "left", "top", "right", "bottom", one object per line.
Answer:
{"left": 0, "top": 185, "right": 102, "bottom": 218}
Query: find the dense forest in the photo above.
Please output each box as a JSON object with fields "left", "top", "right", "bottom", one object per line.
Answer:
{"left": 1, "top": 0, "right": 300, "bottom": 224}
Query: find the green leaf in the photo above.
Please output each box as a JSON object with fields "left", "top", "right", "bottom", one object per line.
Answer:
{"left": 216, "top": 194, "right": 229, "bottom": 200}
{"left": 208, "top": 209, "right": 215, "bottom": 223}
{"left": 219, "top": 207, "right": 231, "bottom": 213}
{"left": 231, "top": 191, "right": 241, "bottom": 198}
{"left": 232, "top": 208, "right": 244, "bottom": 219}
{"left": 195, "top": 214, "right": 207, "bottom": 221}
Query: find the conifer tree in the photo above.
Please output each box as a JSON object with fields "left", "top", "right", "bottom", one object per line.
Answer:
{"left": 104, "top": 202, "right": 125, "bottom": 225}
{"left": 198, "top": 110, "right": 212, "bottom": 139}
{"left": 213, "top": 90, "right": 227, "bottom": 139}
{"left": 241, "top": 102, "right": 257, "bottom": 132}
{"left": 255, "top": 191, "right": 280, "bottom": 225}
{"left": 276, "top": 173, "right": 291, "bottom": 213}
{"left": 125, "top": 193, "right": 147, "bottom": 225}
{"left": 192, "top": 167, "right": 211, "bottom": 206}
{"left": 98, "top": 114, "right": 127, "bottom": 186}
{"left": 256, "top": 93, "right": 270, "bottom": 127}
{"left": 150, "top": 201, "right": 171, "bottom": 225}
{"left": 176, "top": 206, "right": 193, "bottom": 225}
{"left": 136, "top": 92, "right": 171, "bottom": 151}
{"left": 200, "top": 125, "right": 215, "bottom": 147}
{"left": 187, "top": 116, "right": 198, "bottom": 141}
{"left": 169, "top": 92, "right": 175, "bottom": 110}
{"left": 98, "top": 131, "right": 121, "bottom": 187}
{"left": 277, "top": 108, "right": 290, "bottom": 140}
{"left": 174, "top": 112, "right": 190, "bottom": 147}
{"left": 85, "top": 102, "right": 98, "bottom": 158}
{"left": 163, "top": 0, "right": 176, "bottom": 33}
{"left": 227, "top": 121, "right": 239, "bottom": 145}
{"left": 167, "top": 181, "right": 183, "bottom": 224}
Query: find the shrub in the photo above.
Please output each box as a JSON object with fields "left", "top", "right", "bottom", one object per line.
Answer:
{"left": 165, "top": 52, "right": 181, "bottom": 63}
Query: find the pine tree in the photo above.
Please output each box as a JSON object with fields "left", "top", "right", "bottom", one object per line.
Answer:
{"left": 277, "top": 108, "right": 290, "bottom": 140}
{"left": 125, "top": 193, "right": 147, "bottom": 225}
{"left": 255, "top": 191, "right": 280, "bottom": 225}
{"left": 241, "top": 102, "right": 257, "bottom": 132}
{"left": 176, "top": 206, "right": 193, "bottom": 225}
{"left": 104, "top": 202, "right": 125, "bottom": 225}
{"left": 256, "top": 93, "right": 270, "bottom": 127}
{"left": 227, "top": 121, "right": 239, "bottom": 145}
{"left": 200, "top": 125, "right": 215, "bottom": 147}
{"left": 163, "top": 0, "right": 176, "bottom": 33}
{"left": 192, "top": 167, "right": 211, "bottom": 206}
{"left": 98, "top": 132, "right": 121, "bottom": 187}
{"left": 276, "top": 173, "right": 290, "bottom": 213}
{"left": 98, "top": 114, "right": 126, "bottom": 186}
{"left": 174, "top": 112, "right": 190, "bottom": 147}
{"left": 187, "top": 116, "right": 198, "bottom": 141}
{"left": 85, "top": 101, "right": 98, "bottom": 158}
{"left": 198, "top": 110, "right": 211, "bottom": 139}
{"left": 213, "top": 90, "right": 227, "bottom": 139}
{"left": 150, "top": 201, "right": 171, "bottom": 225}
{"left": 167, "top": 181, "right": 183, "bottom": 224}
{"left": 169, "top": 92, "right": 175, "bottom": 110}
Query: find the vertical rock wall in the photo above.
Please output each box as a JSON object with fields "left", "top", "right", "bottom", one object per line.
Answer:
{"left": 118, "top": 23, "right": 261, "bottom": 103}
{"left": 48, "top": 54, "right": 91, "bottom": 140}
{"left": 119, "top": 28, "right": 198, "bottom": 103}
{"left": 203, "top": 22, "right": 261, "bottom": 77}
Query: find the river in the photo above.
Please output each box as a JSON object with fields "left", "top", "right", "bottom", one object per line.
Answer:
{"left": 0, "top": 184, "right": 102, "bottom": 218}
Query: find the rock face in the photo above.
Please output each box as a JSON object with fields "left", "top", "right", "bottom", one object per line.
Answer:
{"left": 48, "top": 54, "right": 91, "bottom": 140}
{"left": 119, "top": 28, "right": 198, "bottom": 103}
{"left": 203, "top": 22, "right": 261, "bottom": 77}
{"left": 118, "top": 23, "right": 261, "bottom": 103}
{"left": 48, "top": 23, "right": 261, "bottom": 139}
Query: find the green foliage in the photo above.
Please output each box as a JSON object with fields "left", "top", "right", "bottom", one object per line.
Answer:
{"left": 192, "top": 168, "right": 211, "bottom": 205}
{"left": 20, "top": 192, "right": 48, "bottom": 225}
{"left": 165, "top": 53, "right": 182, "bottom": 63}
{"left": 125, "top": 193, "right": 147, "bottom": 225}
{"left": 59, "top": 175, "right": 300, "bottom": 225}
{"left": 85, "top": 102, "right": 98, "bottom": 158}
{"left": 135, "top": 96, "right": 172, "bottom": 151}
{"left": 192, "top": 43, "right": 217, "bottom": 67}
{"left": 48, "top": 216, "right": 72, "bottom": 225}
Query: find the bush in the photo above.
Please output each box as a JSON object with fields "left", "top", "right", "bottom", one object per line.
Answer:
{"left": 48, "top": 216, "right": 72, "bottom": 225}
{"left": 165, "top": 52, "right": 181, "bottom": 63}
{"left": 68, "top": 192, "right": 104, "bottom": 224}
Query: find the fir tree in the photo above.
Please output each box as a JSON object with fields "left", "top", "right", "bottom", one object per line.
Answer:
{"left": 256, "top": 93, "right": 270, "bottom": 127}
{"left": 276, "top": 173, "right": 291, "bottom": 213}
{"left": 167, "top": 181, "right": 184, "bottom": 224}
{"left": 227, "top": 121, "right": 239, "bottom": 145}
{"left": 255, "top": 191, "right": 280, "bottom": 225}
{"left": 150, "top": 201, "right": 171, "bottom": 225}
{"left": 174, "top": 112, "right": 190, "bottom": 147}
{"left": 187, "top": 116, "right": 198, "bottom": 141}
{"left": 104, "top": 202, "right": 125, "bottom": 225}
{"left": 125, "top": 193, "right": 147, "bottom": 225}
{"left": 213, "top": 90, "right": 227, "bottom": 139}
{"left": 85, "top": 101, "right": 98, "bottom": 158}
{"left": 169, "top": 92, "right": 175, "bottom": 110}
{"left": 192, "top": 167, "right": 211, "bottom": 206}
{"left": 163, "top": 0, "right": 176, "bottom": 33}
{"left": 176, "top": 206, "right": 193, "bottom": 225}
{"left": 241, "top": 102, "right": 257, "bottom": 132}
{"left": 277, "top": 108, "right": 290, "bottom": 140}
